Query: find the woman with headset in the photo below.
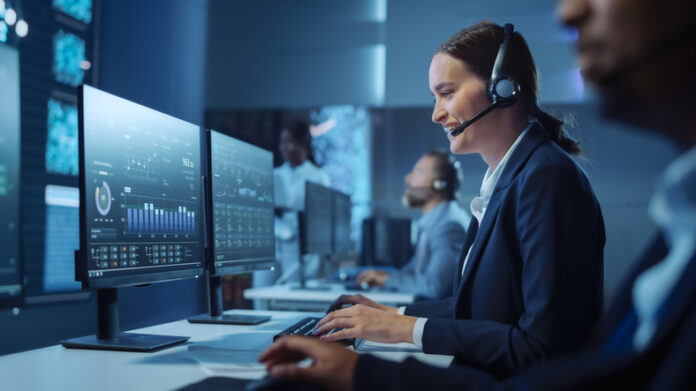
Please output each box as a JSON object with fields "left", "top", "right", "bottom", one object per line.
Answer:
{"left": 278, "top": 21, "right": 606, "bottom": 379}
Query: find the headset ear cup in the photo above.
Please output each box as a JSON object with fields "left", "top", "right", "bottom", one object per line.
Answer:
{"left": 432, "top": 180, "right": 447, "bottom": 191}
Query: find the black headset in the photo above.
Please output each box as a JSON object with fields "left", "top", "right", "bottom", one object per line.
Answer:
{"left": 431, "top": 156, "right": 461, "bottom": 194}
{"left": 449, "top": 23, "right": 520, "bottom": 137}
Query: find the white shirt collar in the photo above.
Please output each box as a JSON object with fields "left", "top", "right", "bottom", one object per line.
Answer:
{"left": 470, "top": 125, "right": 531, "bottom": 224}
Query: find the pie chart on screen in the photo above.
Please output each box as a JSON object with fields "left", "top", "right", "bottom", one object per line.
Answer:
{"left": 95, "top": 180, "right": 112, "bottom": 216}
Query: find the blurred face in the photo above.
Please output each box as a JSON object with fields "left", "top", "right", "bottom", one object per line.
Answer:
{"left": 429, "top": 53, "right": 493, "bottom": 155}
{"left": 278, "top": 129, "right": 306, "bottom": 166}
{"left": 402, "top": 156, "right": 438, "bottom": 209}
{"left": 558, "top": 0, "right": 654, "bottom": 86}
{"left": 559, "top": 0, "right": 696, "bottom": 132}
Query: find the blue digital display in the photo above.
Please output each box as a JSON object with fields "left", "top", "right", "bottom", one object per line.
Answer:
{"left": 52, "top": 30, "right": 87, "bottom": 87}
{"left": 46, "top": 98, "right": 79, "bottom": 176}
{"left": 43, "top": 185, "right": 81, "bottom": 292}
{"left": 52, "top": 0, "right": 92, "bottom": 24}
{"left": 0, "top": 21, "right": 7, "bottom": 43}
{"left": 210, "top": 130, "right": 275, "bottom": 274}
{"left": 81, "top": 85, "right": 203, "bottom": 287}
{"left": 0, "top": 43, "right": 22, "bottom": 304}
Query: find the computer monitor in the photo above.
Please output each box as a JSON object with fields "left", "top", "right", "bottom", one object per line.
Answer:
{"left": 62, "top": 85, "right": 205, "bottom": 352}
{"left": 294, "top": 182, "right": 333, "bottom": 289}
{"left": 187, "top": 130, "right": 275, "bottom": 325}
{"left": 0, "top": 44, "right": 23, "bottom": 312}
{"left": 360, "top": 217, "right": 413, "bottom": 269}
{"left": 301, "top": 182, "right": 333, "bottom": 256}
{"left": 332, "top": 190, "right": 352, "bottom": 257}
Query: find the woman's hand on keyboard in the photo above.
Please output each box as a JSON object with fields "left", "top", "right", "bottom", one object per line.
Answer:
{"left": 259, "top": 336, "right": 357, "bottom": 391}
{"left": 313, "top": 304, "right": 417, "bottom": 344}
{"left": 325, "top": 294, "right": 397, "bottom": 314}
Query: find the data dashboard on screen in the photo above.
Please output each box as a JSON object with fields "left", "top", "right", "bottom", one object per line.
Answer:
{"left": 209, "top": 130, "right": 274, "bottom": 274}
{"left": 80, "top": 85, "right": 203, "bottom": 288}
{"left": 0, "top": 43, "right": 22, "bottom": 306}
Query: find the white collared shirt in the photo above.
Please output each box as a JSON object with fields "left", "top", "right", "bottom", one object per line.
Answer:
{"left": 408, "top": 124, "right": 532, "bottom": 348}
{"left": 462, "top": 127, "right": 530, "bottom": 276}
{"left": 632, "top": 145, "right": 696, "bottom": 350}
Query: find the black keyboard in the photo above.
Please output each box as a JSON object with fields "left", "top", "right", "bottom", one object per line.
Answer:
{"left": 273, "top": 317, "right": 321, "bottom": 341}
{"left": 273, "top": 317, "right": 354, "bottom": 346}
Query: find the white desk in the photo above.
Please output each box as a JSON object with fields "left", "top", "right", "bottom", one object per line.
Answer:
{"left": 0, "top": 309, "right": 450, "bottom": 391}
{"left": 244, "top": 282, "right": 415, "bottom": 311}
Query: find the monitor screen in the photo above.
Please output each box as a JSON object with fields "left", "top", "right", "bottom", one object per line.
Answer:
{"left": 78, "top": 85, "right": 204, "bottom": 289}
{"left": 332, "top": 190, "right": 351, "bottom": 255}
{"left": 0, "top": 44, "right": 22, "bottom": 309}
{"left": 302, "top": 182, "right": 333, "bottom": 255}
{"left": 208, "top": 130, "right": 275, "bottom": 275}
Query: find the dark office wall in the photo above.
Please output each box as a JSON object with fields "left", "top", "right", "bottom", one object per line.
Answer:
{"left": 0, "top": 0, "right": 210, "bottom": 356}
{"left": 371, "top": 104, "right": 678, "bottom": 303}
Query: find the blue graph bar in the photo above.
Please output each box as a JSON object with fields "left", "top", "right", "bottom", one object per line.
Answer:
{"left": 149, "top": 204, "right": 154, "bottom": 233}
{"left": 128, "top": 208, "right": 133, "bottom": 232}
{"left": 138, "top": 209, "right": 143, "bottom": 232}
{"left": 183, "top": 207, "right": 187, "bottom": 233}
{"left": 143, "top": 203, "right": 148, "bottom": 233}
{"left": 192, "top": 212, "right": 195, "bottom": 233}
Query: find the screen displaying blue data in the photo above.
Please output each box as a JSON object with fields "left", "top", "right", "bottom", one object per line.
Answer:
{"left": 0, "top": 44, "right": 22, "bottom": 305}
{"left": 43, "top": 185, "right": 81, "bottom": 292}
{"left": 210, "top": 131, "right": 275, "bottom": 274}
{"left": 81, "top": 85, "right": 203, "bottom": 287}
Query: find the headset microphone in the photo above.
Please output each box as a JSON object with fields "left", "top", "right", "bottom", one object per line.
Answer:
{"left": 449, "top": 23, "right": 520, "bottom": 138}
{"left": 448, "top": 103, "right": 499, "bottom": 137}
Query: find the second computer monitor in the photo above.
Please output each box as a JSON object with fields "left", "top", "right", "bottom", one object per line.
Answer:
{"left": 302, "top": 182, "right": 333, "bottom": 256}
{"left": 208, "top": 130, "right": 275, "bottom": 276}
{"left": 332, "top": 190, "right": 351, "bottom": 256}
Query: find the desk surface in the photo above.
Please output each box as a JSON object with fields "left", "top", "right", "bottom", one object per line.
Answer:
{"left": 244, "top": 282, "right": 414, "bottom": 306}
{"left": 0, "top": 309, "right": 450, "bottom": 391}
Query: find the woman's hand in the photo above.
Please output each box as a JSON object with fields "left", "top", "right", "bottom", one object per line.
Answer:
{"left": 325, "top": 294, "right": 398, "bottom": 314}
{"left": 356, "top": 270, "right": 390, "bottom": 287}
{"left": 314, "top": 304, "right": 417, "bottom": 344}
{"left": 259, "top": 336, "right": 358, "bottom": 391}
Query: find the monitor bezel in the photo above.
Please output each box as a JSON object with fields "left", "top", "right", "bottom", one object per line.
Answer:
{"left": 205, "top": 129, "right": 276, "bottom": 277}
{"left": 77, "top": 85, "right": 205, "bottom": 290}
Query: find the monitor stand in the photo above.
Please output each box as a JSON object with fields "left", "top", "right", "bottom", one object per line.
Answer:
{"left": 187, "top": 275, "right": 270, "bottom": 325}
{"left": 291, "top": 254, "right": 331, "bottom": 291}
{"left": 61, "top": 288, "right": 189, "bottom": 352}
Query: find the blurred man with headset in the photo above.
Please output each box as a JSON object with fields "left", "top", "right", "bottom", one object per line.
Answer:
{"left": 357, "top": 149, "right": 470, "bottom": 300}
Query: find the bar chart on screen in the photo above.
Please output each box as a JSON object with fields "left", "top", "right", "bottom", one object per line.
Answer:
{"left": 122, "top": 195, "right": 197, "bottom": 236}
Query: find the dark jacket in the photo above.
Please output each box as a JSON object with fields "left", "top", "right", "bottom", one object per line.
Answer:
{"left": 402, "top": 123, "right": 605, "bottom": 378}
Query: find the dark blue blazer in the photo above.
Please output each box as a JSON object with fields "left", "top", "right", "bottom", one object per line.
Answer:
{"left": 403, "top": 123, "right": 606, "bottom": 378}
{"left": 354, "top": 228, "right": 696, "bottom": 390}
